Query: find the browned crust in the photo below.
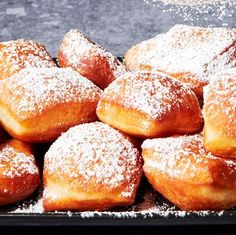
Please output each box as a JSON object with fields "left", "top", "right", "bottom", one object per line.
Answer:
{"left": 43, "top": 153, "right": 143, "bottom": 211}
{"left": 124, "top": 37, "right": 208, "bottom": 98}
{"left": 0, "top": 40, "right": 56, "bottom": 80}
{"left": 97, "top": 100, "right": 203, "bottom": 138}
{"left": 42, "top": 124, "right": 143, "bottom": 211}
{"left": 0, "top": 99, "right": 99, "bottom": 143}
{"left": 142, "top": 136, "right": 236, "bottom": 211}
{"left": 97, "top": 72, "right": 203, "bottom": 138}
{"left": 58, "top": 30, "right": 125, "bottom": 89}
{"left": 0, "top": 69, "right": 102, "bottom": 143}
{"left": 125, "top": 28, "right": 236, "bottom": 99}
{"left": 203, "top": 71, "right": 236, "bottom": 158}
{"left": 0, "top": 139, "right": 40, "bottom": 206}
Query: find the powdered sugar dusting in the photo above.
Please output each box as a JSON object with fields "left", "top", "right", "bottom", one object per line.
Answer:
{"left": 158, "top": 0, "right": 218, "bottom": 5}
{"left": 143, "top": 1, "right": 235, "bottom": 27}
{"left": 0, "top": 143, "right": 38, "bottom": 179}
{"left": 44, "top": 122, "right": 142, "bottom": 195}
{"left": 59, "top": 29, "right": 126, "bottom": 80}
{"left": 12, "top": 198, "right": 44, "bottom": 214}
{"left": 203, "top": 68, "right": 236, "bottom": 135}
{"left": 76, "top": 209, "right": 225, "bottom": 218}
{"left": 132, "top": 25, "right": 236, "bottom": 84}
{"left": 0, "top": 39, "right": 55, "bottom": 79}
{"left": 142, "top": 134, "right": 236, "bottom": 178}
{"left": 0, "top": 67, "right": 102, "bottom": 118}
{"left": 99, "top": 71, "right": 198, "bottom": 120}
{"left": 9, "top": 185, "right": 228, "bottom": 218}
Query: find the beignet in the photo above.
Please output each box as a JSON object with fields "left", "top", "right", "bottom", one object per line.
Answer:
{"left": 142, "top": 134, "right": 236, "bottom": 211}
{"left": 0, "top": 139, "right": 39, "bottom": 206}
{"left": 58, "top": 29, "right": 126, "bottom": 89}
{"left": 0, "top": 67, "right": 102, "bottom": 143}
{"left": 97, "top": 71, "right": 203, "bottom": 138}
{"left": 0, "top": 39, "right": 56, "bottom": 80}
{"left": 203, "top": 68, "right": 236, "bottom": 158}
{"left": 43, "top": 122, "right": 143, "bottom": 211}
{"left": 125, "top": 25, "right": 236, "bottom": 98}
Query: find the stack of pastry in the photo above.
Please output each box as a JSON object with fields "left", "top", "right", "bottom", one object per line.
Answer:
{"left": 124, "top": 25, "right": 236, "bottom": 211}
{"left": 0, "top": 24, "right": 235, "bottom": 212}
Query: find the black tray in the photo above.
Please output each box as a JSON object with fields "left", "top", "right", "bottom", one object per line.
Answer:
{"left": 0, "top": 58, "right": 235, "bottom": 227}
{"left": 0, "top": 177, "right": 236, "bottom": 227}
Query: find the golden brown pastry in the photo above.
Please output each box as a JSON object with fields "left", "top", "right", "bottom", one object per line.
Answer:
{"left": 43, "top": 122, "right": 143, "bottom": 211}
{"left": 0, "top": 39, "right": 56, "bottom": 80}
{"left": 58, "top": 29, "right": 126, "bottom": 89}
{"left": 97, "top": 71, "right": 203, "bottom": 138}
{"left": 0, "top": 67, "right": 102, "bottom": 143}
{"left": 203, "top": 69, "right": 236, "bottom": 158}
{"left": 142, "top": 134, "right": 236, "bottom": 211}
{"left": 0, "top": 139, "right": 39, "bottom": 206}
{"left": 125, "top": 25, "right": 236, "bottom": 99}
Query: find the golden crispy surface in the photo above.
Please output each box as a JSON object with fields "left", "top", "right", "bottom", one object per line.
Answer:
{"left": 0, "top": 139, "right": 39, "bottom": 206}
{"left": 97, "top": 71, "right": 203, "bottom": 138}
{"left": 142, "top": 134, "right": 236, "bottom": 211}
{"left": 203, "top": 69, "right": 236, "bottom": 158}
{"left": 0, "top": 39, "right": 56, "bottom": 80}
{"left": 43, "top": 122, "right": 143, "bottom": 211}
{"left": 0, "top": 67, "right": 102, "bottom": 143}
{"left": 125, "top": 25, "right": 236, "bottom": 98}
{"left": 58, "top": 29, "right": 126, "bottom": 89}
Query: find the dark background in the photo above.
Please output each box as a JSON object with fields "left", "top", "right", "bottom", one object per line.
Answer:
{"left": 1, "top": 0, "right": 236, "bottom": 57}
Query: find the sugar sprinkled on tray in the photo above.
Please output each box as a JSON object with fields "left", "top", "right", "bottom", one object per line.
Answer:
{"left": 9, "top": 188, "right": 227, "bottom": 218}
{"left": 12, "top": 198, "right": 44, "bottom": 214}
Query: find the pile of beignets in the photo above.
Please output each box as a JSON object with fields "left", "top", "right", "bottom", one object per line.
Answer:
{"left": 0, "top": 24, "right": 236, "bottom": 212}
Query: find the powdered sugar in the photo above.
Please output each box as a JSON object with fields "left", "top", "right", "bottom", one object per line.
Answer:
{"left": 203, "top": 68, "right": 236, "bottom": 135}
{"left": 158, "top": 0, "right": 221, "bottom": 5}
{"left": 59, "top": 29, "right": 126, "bottom": 81}
{"left": 142, "top": 134, "right": 236, "bottom": 178}
{"left": 77, "top": 209, "right": 224, "bottom": 218}
{"left": 9, "top": 190, "right": 227, "bottom": 219}
{"left": 143, "top": 0, "right": 235, "bottom": 27}
{"left": 44, "top": 122, "right": 142, "bottom": 195}
{"left": 0, "top": 39, "right": 55, "bottom": 79}
{"left": 132, "top": 25, "right": 236, "bottom": 84}
{"left": 0, "top": 143, "right": 38, "bottom": 179}
{"left": 0, "top": 67, "right": 102, "bottom": 118}
{"left": 12, "top": 198, "right": 44, "bottom": 214}
{"left": 99, "top": 71, "right": 197, "bottom": 120}
{"left": 8, "top": 167, "right": 230, "bottom": 218}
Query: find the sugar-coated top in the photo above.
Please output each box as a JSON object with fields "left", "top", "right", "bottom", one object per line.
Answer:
{"left": 99, "top": 71, "right": 198, "bottom": 120}
{"left": 44, "top": 122, "right": 142, "bottom": 197}
{"left": 136, "top": 25, "right": 236, "bottom": 82}
{"left": 0, "top": 142, "right": 38, "bottom": 179}
{"left": 142, "top": 134, "right": 236, "bottom": 181}
{"left": 203, "top": 68, "right": 236, "bottom": 135}
{"left": 59, "top": 29, "right": 126, "bottom": 79}
{"left": 0, "top": 39, "right": 55, "bottom": 77}
{"left": 0, "top": 67, "right": 102, "bottom": 118}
